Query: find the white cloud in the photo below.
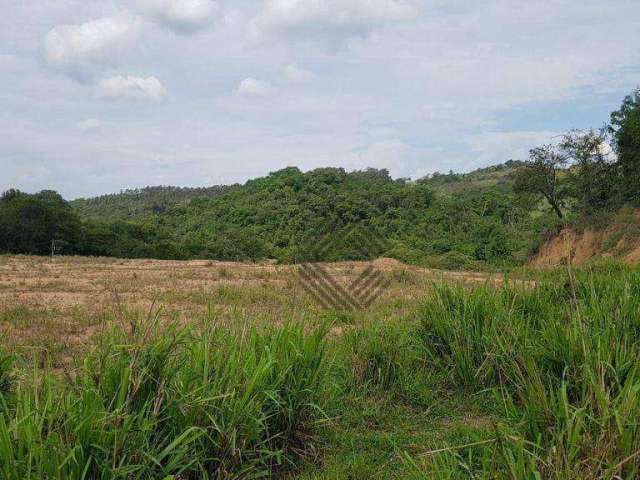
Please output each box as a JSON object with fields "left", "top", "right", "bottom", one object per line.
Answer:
{"left": 137, "top": 0, "right": 218, "bottom": 34}
{"left": 237, "top": 77, "right": 274, "bottom": 97}
{"left": 44, "top": 14, "right": 141, "bottom": 74}
{"left": 4, "top": 0, "right": 640, "bottom": 198}
{"left": 98, "top": 75, "right": 168, "bottom": 101}
{"left": 345, "top": 140, "right": 413, "bottom": 177}
{"left": 77, "top": 118, "right": 102, "bottom": 132}
{"left": 467, "top": 131, "right": 560, "bottom": 167}
{"left": 284, "top": 64, "right": 315, "bottom": 83}
{"left": 0, "top": 54, "right": 30, "bottom": 73}
{"left": 247, "top": 0, "right": 418, "bottom": 43}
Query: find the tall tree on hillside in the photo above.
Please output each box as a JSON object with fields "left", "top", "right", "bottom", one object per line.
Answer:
{"left": 609, "top": 88, "right": 640, "bottom": 204}
{"left": 514, "top": 144, "right": 568, "bottom": 219}
{"left": 561, "top": 129, "right": 618, "bottom": 214}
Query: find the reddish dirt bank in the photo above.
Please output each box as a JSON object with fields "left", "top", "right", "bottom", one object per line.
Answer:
{"left": 532, "top": 209, "right": 640, "bottom": 267}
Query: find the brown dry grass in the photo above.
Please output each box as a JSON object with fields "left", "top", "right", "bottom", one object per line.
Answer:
{"left": 0, "top": 254, "right": 500, "bottom": 368}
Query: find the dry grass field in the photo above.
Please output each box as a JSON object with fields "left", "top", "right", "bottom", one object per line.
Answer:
{"left": 2, "top": 255, "right": 640, "bottom": 478}
{"left": 0, "top": 254, "right": 510, "bottom": 478}
{"left": 0, "top": 254, "right": 497, "bottom": 369}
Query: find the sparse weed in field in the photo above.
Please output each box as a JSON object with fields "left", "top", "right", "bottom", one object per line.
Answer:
{"left": 390, "top": 268, "right": 420, "bottom": 286}
{"left": 0, "top": 305, "right": 41, "bottom": 328}
{"left": 318, "top": 309, "right": 357, "bottom": 325}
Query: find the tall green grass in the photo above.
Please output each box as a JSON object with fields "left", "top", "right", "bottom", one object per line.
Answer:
{"left": 418, "top": 264, "right": 640, "bottom": 479}
{"left": 4, "top": 263, "right": 640, "bottom": 478}
{"left": 0, "top": 317, "right": 329, "bottom": 479}
{"left": 0, "top": 348, "right": 13, "bottom": 396}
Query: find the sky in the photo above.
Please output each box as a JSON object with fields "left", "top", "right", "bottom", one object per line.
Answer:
{"left": 0, "top": 0, "right": 638, "bottom": 199}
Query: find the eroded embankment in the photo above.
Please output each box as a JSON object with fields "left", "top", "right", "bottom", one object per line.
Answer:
{"left": 532, "top": 209, "right": 640, "bottom": 267}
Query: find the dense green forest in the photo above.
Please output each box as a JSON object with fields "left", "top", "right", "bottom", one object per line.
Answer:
{"left": 0, "top": 165, "right": 551, "bottom": 269}
{"left": 2, "top": 89, "right": 638, "bottom": 268}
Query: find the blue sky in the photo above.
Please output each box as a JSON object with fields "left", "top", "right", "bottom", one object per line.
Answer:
{"left": 1, "top": 0, "right": 638, "bottom": 199}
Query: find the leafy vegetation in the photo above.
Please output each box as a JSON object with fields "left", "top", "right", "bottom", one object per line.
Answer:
{"left": 155, "top": 166, "right": 548, "bottom": 267}
{"left": 4, "top": 263, "right": 640, "bottom": 478}
{"left": 70, "top": 185, "right": 235, "bottom": 222}
{"left": 0, "top": 190, "right": 82, "bottom": 256}
{"left": 0, "top": 165, "right": 550, "bottom": 268}
{"left": 1, "top": 89, "right": 638, "bottom": 268}
{"left": 0, "top": 318, "right": 329, "bottom": 479}
{"left": 610, "top": 89, "right": 640, "bottom": 204}
{"left": 514, "top": 88, "right": 640, "bottom": 219}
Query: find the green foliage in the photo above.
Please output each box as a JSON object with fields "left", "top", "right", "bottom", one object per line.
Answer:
{"left": 0, "top": 163, "right": 553, "bottom": 266}
{"left": 610, "top": 88, "right": 640, "bottom": 204}
{"left": 512, "top": 88, "right": 640, "bottom": 223}
{"left": 70, "top": 185, "right": 235, "bottom": 222}
{"left": 156, "top": 166, "right": 543, "bottom": 266}
{"left": 562, "top": 129, "right": 620, "bottom": 214}
{"left": 0, "top": 190, "right": 82, "bottom": 255}
{"left": 160, "top": 167, "right": 434, "bottom": 262}
{"left": 79, "top": 220, "right": 182, "bottom": 260}
{"left": 0, "top": 319, "right": 329, "bottom": 479}
{"left": 513, "top": 144, "right": 568, "bottom": 218}
{"left": 418, "top": 266, "right": 640, "bottom": 478}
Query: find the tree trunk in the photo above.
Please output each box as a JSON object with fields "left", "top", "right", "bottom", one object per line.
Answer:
{"left": 550, "top": 200, "right": 564, "bottom": 219}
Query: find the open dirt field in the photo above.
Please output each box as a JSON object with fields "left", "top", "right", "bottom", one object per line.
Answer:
{"left": 0, "top": 255, "right": 501, "bottom": 368}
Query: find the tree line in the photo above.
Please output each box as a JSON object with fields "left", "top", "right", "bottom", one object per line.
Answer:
{"left": 1, "top": 89, "right": 638, "bottom": 267}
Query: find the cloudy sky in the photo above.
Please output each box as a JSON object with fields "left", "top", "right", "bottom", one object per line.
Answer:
{"left": 1, "top": 0, "right": 638, "bottom": 199}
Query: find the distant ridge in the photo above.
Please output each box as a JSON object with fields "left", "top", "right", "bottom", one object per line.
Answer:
{"left": 70, "top": 185, "right": 236, "bottom": 222}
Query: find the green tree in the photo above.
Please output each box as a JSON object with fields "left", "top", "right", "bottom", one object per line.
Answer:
{"left": 0, "top": 190, "right": 82, "bottom": 255}
{"left": 609, "top": 88, "right": 640, "bottom": 203}
{"left": 514, "top": 145, "right": 568, "bottom": 219}
{"left": 561, "top": 130, "right": 618, "bottom": 214}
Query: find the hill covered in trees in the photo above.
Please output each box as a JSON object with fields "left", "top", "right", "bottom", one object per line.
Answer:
{"left": 2, "top": 88, "right": 638, "bottom": 269}
{"left": 0, "top": 164, "right": 553, "bottom": 269}
{"left": 70, "top": 185, "right": 236, "bottom": 222}
{"left": 146, "top": 165, "right": 550, "bottom": 268}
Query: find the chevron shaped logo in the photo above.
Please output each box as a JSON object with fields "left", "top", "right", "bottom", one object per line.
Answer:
{"left": 297, "top": 224, "right": 391, "bottom": 310}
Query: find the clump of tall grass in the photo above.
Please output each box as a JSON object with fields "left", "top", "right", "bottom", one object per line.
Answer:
{"left": 0, "top": 348, "right": 13, "bottom": 396}
{"left": 419, "top": 265, "right": 640, "bottom": 478}
{"left": 340, "top": 320, "right": 436, "bottom": 407}
{"left": 0, "top": 314, "right": 330, "bottom": 479}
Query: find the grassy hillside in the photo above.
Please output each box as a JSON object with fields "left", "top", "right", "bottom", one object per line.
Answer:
{"left": 70, "top": 185, "right": 236, "bottom": 222}
{"left": 417, "top": 160, "right": 524, "bottom": 195}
